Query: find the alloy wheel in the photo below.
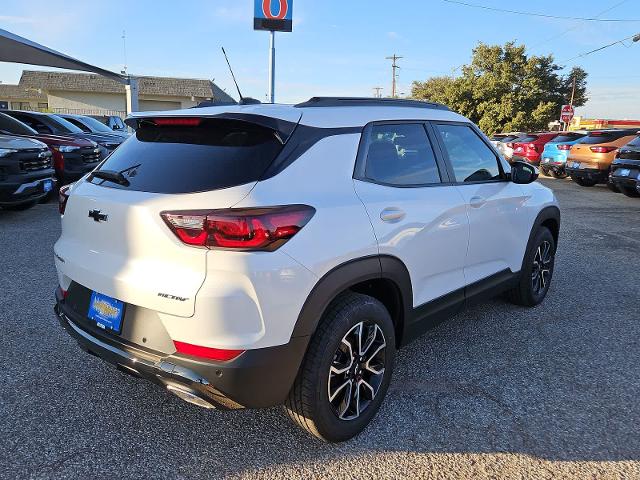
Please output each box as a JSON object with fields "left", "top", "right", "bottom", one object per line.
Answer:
{"left": 327, "top": 321, "right": 387, "bottom": 421}
{"left": 531, "top": 240, "right": 553, "bottom": 296}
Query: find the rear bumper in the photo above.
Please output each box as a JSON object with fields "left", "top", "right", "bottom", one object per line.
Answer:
{"left": 512, "top": 154, "right": 540, "bottom": 166}
{"left": 0, "top": 172, "right": 56, "bottom": 205}
{"left": 54, "top": 289, "right": 308, "bottom": 409}
{"left": 566, "top": 167, "right": 609, "bottom": 183}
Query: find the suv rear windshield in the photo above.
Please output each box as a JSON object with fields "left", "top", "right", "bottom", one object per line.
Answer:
{"left": 578, "top": 131, "right": 632, "bottom": 145}
{"left": 499, "top": 135, "right": 520, "bottom": 143}
{"left": 516, "top": 135, "right": 539, "bottom": 143}
{"left": 89, "top": 118, "right": 284, "bottom": 194}
{"left": 551, "top": 133, "right": 584, "bottom": 143}
{"left": 624, "top": 135, "right": 640, "bottom": 147}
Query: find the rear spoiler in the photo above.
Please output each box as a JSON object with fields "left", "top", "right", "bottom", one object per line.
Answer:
{"left": 124, "top": 112, "right": 301, "bottom": 144}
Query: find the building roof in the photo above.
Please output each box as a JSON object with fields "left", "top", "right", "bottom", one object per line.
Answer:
{"left": 0, "top": 83, "right": 47, "bottom": 100}
{"left": 11, "top": 70, "right": 235, "bottom": 103}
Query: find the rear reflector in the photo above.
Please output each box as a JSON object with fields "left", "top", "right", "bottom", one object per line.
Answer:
{"left": 161, "top": 205, "right": 315, "bottom": 251}
{"left": 590, "top": 146, "right": 617, "bottom": 153}
{"left": 152, "top": 117, "right": 202, "bottom": 127}
{"left": 173, "top": 341, "right": 244, "bottom": 361}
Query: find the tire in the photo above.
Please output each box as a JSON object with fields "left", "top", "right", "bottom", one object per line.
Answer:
{"left": 285, "top": 292, "right": 396, "bottom": 442}
{"left": 539, "top": 167, "right": 550, "bottom": 177}
{"left": 1, "top": 200, "right": 37, "bottom": 211}
{"left": 572, "top": 176, "right": 597, "bottom": 187}
{"left": 620, "top": 185, "right": 640, "bottom": 198}
{"left": 507, "top": 227, "right": 555, "bottom": 307}
{"left": 550, "top": 169, "right": 568, "bottom": 179}
{"left": 607, "top": 182, "right": 620, "bottom": 193}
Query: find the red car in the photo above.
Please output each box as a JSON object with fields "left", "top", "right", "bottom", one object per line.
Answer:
{"left": 0, "top": 111, "right": 100, "bottom": 185}
{"left": 511, "top": 132, "right": 559, "bottom": 166}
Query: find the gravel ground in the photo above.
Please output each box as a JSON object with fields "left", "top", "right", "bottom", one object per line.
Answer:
{"left": 1, "top": 177, "right": 639, "bottom": 479}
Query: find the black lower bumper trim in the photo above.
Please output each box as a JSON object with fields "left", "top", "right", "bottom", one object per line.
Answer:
{"left": 54, "top": 295, "right": 309, "bottom": 409}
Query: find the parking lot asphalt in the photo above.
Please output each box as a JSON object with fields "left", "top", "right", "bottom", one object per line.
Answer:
{"left": 1, "top": 177, "right": 639, "bottom": 479}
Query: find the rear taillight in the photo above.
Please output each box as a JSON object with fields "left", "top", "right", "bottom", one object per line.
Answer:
{"left": 58, "top": 184, "right": 70, "bottom": 215}
{"left": 51, "top": 148, "right": 64, "bottom": 172}
{"left": 173, "top": 340, "right": 244, "bottom": 361}
{"left": 557, "top": 144, "right": 571, "bottom": 150}
{"left": 590, "top": 146, "right": 617, "bottom": 153}
{"left": 160, "top": 205, "right": 315, "bottom": 251}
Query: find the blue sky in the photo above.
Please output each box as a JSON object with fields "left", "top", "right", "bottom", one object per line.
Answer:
{"left": 1, "top": 0, "right": 639, "bottom": 118}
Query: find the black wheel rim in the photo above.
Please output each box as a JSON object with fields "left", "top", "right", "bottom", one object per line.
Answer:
{"left": 327, "top": 321, "right": 386, "bottom": 421}
{"left": 531, "top": 240, "right": 553, "bottom": 296}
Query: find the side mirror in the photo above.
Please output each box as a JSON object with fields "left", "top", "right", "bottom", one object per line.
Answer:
{"left": 510, "top": 161, "right": 538, "bottom": 184}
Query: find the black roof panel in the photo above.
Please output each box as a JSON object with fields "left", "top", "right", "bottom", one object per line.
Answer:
{"left": 294, "top": 97, "right": 450, "bottom": 111}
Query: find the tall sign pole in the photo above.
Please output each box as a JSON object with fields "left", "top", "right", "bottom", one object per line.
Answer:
{"left": 254, "top": 0, "right": 293, "bottom": 104}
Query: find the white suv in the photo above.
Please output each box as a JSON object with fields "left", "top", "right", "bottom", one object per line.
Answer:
{"left": 54, "top": 97, "right": 559, "bottom": 442}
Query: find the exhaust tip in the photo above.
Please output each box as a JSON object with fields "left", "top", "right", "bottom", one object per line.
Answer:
{"left": 166, "top": 385, "right": 215, "bottom": 409}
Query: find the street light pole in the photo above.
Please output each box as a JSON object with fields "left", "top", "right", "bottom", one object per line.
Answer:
{"left": 268, "top": 31, "right": 276, "bottom": 103}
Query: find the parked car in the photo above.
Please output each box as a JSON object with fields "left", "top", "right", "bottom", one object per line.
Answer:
{"left": 565, "top": 129, "right": 639, "bottom": 189}
{"left": 539, "top": 131, "right": 587, "bottom": 178}
{"left": 490, "top": 132, "right": 524, "bottom": 149}
{"left": 0, "top": 112, "right": 101, "bottom": 185}
{"left": 609, "top": 133, "right": 640, "bottom": 198}
{"left": 53, "top": 97, "right": 559, "bottom": 442}
{"left": 57, "top": 113, "right": 129, "bottom": 139}
{"left": 511, "top": 132, "right": 559, "bottom": 166}
{"left": 497, "top": 133, "right": 527, "bottom": 161}
{"left": 2, "top": 110, "right": 123, "bottom": 155}
{"left": 0, "top": 134, "right": 55, "bottom": 210}
{"left": 88, "top": 114, "right": 127, "bottom": 132}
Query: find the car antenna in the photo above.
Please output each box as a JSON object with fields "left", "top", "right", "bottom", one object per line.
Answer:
{"left": 221, "top": 47, "right": 260, "bottom": 105}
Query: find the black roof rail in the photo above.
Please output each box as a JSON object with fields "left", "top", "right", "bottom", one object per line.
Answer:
{"left": 294, "top": 97, "right": 450, "bottom": 111}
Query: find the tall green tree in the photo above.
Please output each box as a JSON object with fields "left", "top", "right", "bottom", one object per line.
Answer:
{"left": 411, "top": 42, "right": 588, "bottom": 134}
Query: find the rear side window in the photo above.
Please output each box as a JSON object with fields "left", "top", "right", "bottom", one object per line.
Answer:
{"left": 579, "top": 132, "right": 629, "bottom": 144}
{"left": 364, "top": 124, "right": 441, "bottom": 186}
{"left": 0, "top": 113, "right": 37, "bottom": 135}
{"left": 89, "top": 118, "right": 284, "bottom": 194}
{"left": 435, "top": 124, "right": 502, "bottom": 183}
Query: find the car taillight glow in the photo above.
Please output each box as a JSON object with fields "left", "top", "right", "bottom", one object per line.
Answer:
{"left": 58, "top": 184, "right": 70, "bottom": 215}
{"left": 590, "top": 146, "right": 617, "bottom": 153}
{"left": 173, "top": 340, "right": 244, "bottom": 361}
{"left": 557, "top": 144, "right": 571, "bottom": 150}
{"left": 152, "top": 117, "right": 202, "bottom": 126}
{"left": 161, "top": 205, "right": 315, "bottom": 251}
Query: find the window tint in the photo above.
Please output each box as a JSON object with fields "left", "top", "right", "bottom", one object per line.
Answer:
{"left": 364, "top": 124, "right": 441, "bottom": 186}
{"left": 49, "top": 115, "right": 84, "bottom": 134}
{"left": 436, "top": 124, "right": 502, "bottom": 183}
{"left": 626, "top": 135, "right": 640, "bottom": 147}
{"left": 578, "top": 131, "right": 632, "bottom": 145}
{"left": 78, "top": 116, "right": 117, "bottom": 133}
{"left": 62, "top": 116, "right": 91, "bottom": 132}
{"left": 517, "top": 135, "right": 539, "bottom": 143}
{"left": 0, "top": 113, "right": 38, "bottom": 135}
{"left": 9, "top": 113, "right": 53, "bottom": 134}
{"left": 90, "top": 118, "right": 283, "bottom": 194}
{"left": 551, "top": 133, "right": 584, "bottom": 143}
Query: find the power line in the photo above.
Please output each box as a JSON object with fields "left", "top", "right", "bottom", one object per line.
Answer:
{"left": 532, "top": 0, "right": 629, "bottom": 50}
{"left": 385, "top": 54, "right": 403, "bottom": 98}
{"left": 443, "top": 0, "right": 640, "bottom": 22}
{"left": 561, "top": 32, "right": 640, "bottom": 62}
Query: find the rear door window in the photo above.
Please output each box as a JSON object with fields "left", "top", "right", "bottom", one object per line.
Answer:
{"left": 89, "top": 118, "right": 284, "bottom": 194}
{"left": 363, "top": 123, "right": 442, "bottom": 186}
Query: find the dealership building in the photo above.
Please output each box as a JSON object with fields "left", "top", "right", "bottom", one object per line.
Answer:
{"left": 0, "top": 70, "right": 235, "bottom": 116}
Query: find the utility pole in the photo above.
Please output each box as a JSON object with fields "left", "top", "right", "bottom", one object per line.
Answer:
{"left": 373, "top": 87, "right": 383, "bottom": 98}
{"left": 385, "top": 54, "right": 402, "bottom": 98}
{"left": 569, "top": 75, "right": 576, "bottom": 106}
{"left": 121, "top": 30, "right": 128, "bottom": 75}
{"left": 268, "top": 31, "right": 276, "bottom": 103}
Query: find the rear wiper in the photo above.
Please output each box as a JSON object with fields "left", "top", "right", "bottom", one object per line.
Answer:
{"left": 89, "top": 169, "right": 130, "bottom": 186}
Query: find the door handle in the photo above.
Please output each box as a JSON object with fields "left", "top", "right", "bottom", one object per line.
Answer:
{"left": 380, "top": 207, "right": 406, "bottom": 223}
{"left": 469, "top": 196, "right": 487, "bottom": 208}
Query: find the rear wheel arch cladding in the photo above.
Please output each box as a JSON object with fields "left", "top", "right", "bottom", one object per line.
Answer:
{"left": 291, "top": 255, "right": 412, "bottom": 348}
{"left": 523, "top": 206, "right": 560, "bottom": 269}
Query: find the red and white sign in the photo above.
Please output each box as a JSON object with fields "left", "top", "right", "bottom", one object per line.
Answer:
{"left": 560, "top": 104, "right": 575, "bottom": 124}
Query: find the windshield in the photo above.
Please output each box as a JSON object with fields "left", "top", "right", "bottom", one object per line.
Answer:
{"left": 49, "top": 115, "right": 85, "bottom": 134}
{"left": 90, "top": 118, "right": 283, "bottom": 194}
{"left": 0, "top": 112, "right": 38, "bottom": 135}
{"left": 516, "top": 135, "right": 539, "bottom": 143}
{"left": 75, "top": 115, "right": 117, "bottom": 133}
{"left": 500, "top": 135, "right": 520, "bottom": 143}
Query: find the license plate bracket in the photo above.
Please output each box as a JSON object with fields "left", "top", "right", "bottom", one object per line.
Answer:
{"left": 88, "top": 291, "right": 125, "bottom": 333}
